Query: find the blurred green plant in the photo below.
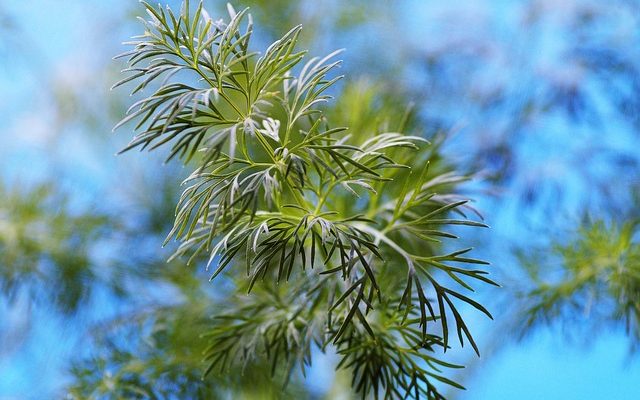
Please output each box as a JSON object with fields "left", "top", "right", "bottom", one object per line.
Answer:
{"left": 67, "top": 297, "right": 313, "bottom": 400}
{"left": 0, "top": 183, "right": 107, "bottom": 312}
{"left": 515, "top": 219, "right": 640, "bottom": 347}
{"left": 109, "top": 2, "right": 495, "bottom": 398}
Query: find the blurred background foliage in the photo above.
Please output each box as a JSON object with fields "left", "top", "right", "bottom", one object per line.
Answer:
{"left": 0, "top": 0, "right": 639, "bottom": 398}
{"left": 513, "top": 219, "right": 640, "bottom": 346}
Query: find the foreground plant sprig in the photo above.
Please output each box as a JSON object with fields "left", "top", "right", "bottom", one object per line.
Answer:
{"left": 113, "top": 1, "right": 496, "bottom": 398}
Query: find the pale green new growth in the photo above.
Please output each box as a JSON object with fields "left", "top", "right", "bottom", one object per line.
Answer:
{"left": 113, "top": 1, "right": 496, "bottom": 398}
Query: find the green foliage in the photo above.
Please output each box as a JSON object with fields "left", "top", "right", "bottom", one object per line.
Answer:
{"left": 67, "top": 299, "right": 312, "bottom": 400}
{"left": 516, "top": 219, "right": 640, "bottom": 346}
{"left": 112, "top": 2, "right": 495, "bottom": 398}
{"left": 0, "top": 183, "right": 107, "bottom": 312}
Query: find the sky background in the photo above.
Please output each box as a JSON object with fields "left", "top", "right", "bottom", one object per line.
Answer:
{"left": 1, "top": 0, "right": 639, "bottom": 399}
